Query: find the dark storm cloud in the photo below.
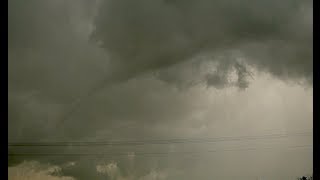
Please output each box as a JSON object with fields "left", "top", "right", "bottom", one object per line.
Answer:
{"left": 8, "top": 0, "right": 312, "bottom": 149}
{"left": 8, "top": 0, "right": 312, "bottom": 179}
{"left": 8, "top": 0, "right": 312, "bottom": 96}
{"left": 9, "top": 0, "right": 106, "bottom": 99}
{"left": 92, "top": 0, "right": 312, "bottom": 88}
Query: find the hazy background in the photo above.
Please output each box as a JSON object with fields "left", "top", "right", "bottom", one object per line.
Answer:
{"left": 8, "top": 0, "right": 312, "bottom": 179}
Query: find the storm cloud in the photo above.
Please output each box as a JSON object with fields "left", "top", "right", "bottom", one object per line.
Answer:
{"left": 8, "top": 0, "right": 312, "bottom": 179}
{"left": 92, "top": 0, "right": 312, "bottom": 87}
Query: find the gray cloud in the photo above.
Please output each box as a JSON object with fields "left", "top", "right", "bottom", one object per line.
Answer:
{"left": 8, "top": 0, "right": 312, "bottom": 179}
{"left": 8, "top": 0, "right": 312, "bottom": 95}
{"left": 92, "top": 0, "right": 312, "bottom": 87}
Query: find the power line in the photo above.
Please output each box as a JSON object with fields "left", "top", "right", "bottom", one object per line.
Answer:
{"left": 8, "top": 132, "right": 312, "bottom": 147}
{"left": 8, "top": 145, "right": 312, "bottom": 157}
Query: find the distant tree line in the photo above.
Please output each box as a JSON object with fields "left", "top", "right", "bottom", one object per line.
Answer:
{"left": 298, "top": 175, "right": 313, "bottom": 180}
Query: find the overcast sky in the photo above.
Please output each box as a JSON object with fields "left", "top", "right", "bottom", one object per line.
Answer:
{"left": 8, "top": 0, "right": 312, "bottom": 179}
